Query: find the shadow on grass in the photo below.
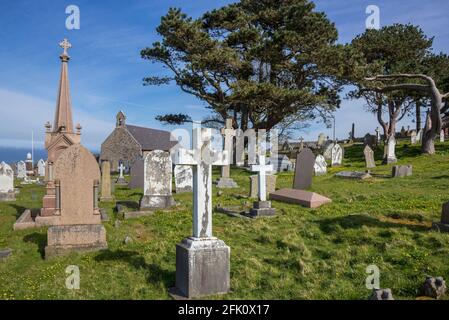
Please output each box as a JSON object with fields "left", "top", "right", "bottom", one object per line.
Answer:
{"left": 116, "top": 201, "right": 140, "bottom": 210}
{"left": 94, "top": 249, "right": 174, "bottom": 286}
{"left": 431, "top": 175, "right": 449, "bottom": 180}
{"left": 23, "top": 232, "right": 46, "bottom": 259}
{"left": 317, "top": 214, "right": 429, "bottom": 233}
{"left": 8, "top": 204, "right": 27, "bottom": 219}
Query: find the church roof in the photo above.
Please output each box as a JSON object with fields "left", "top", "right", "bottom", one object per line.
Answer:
{"left": 126, "top": 125, "right": 177, "bottom": 151}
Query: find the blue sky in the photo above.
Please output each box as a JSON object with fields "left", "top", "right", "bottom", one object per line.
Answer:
{"left": 0, "top": 0, "right": 448, "bottom": 152}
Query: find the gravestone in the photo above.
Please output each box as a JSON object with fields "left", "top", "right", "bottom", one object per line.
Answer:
{"left": 25, "top": 153, "right": 33, "bottom": 176}
{"left": 331, "top": 144, "right": 343, "bottom": 167}
{"left": 323, "top": 142, "right": 334, "bottom": 160}
{"left": 270, "top": 189, "right": 331, "bottom": 208}
{"left": 364, "top": 145, "right": 376, "bottom": 168}
{"left": 392, "top": 165, "right": 412, "bottom": 178}
{"left": 128, "top": 157, "right": 144, "bottom": 189}
{"left": 433, "top": 201, "right": 449, "bottom": 233}
{"left": 0, "top": 162, "right": 15, "bottom": 201}
{"left": 317, "top": 133, "right": 326, "bottom": 147}
{"left": 17, "top": 161, "right": 26, "bottom": 179}
{"left": 171, "top": 127, "right": 230, "bottom": 299}
{"left": 249, "top": 154, "right": 276, "bottom": 217}
{"left": 416, "top": 129, "right": 423, "bottom": 143}
{"left": 45, "top": 144, "right": 107, "bottom": 258}
{"left": 249, "top": 174, "right": 277, "bottom": 199}
{"left": 375, "top": 127, "right": 381, "bottom": 145}
{"left": 100, "top": 161, "right": 113, "bottom": 202}
{"left": 216, "top": 118, "right": 238, "bottom": 188}
{"left": 364, "top": 134, "right": 375, "bottom": 147}
{"left": 410, "top": 130, "right": 417, "bottom": 144}
{"left": 314, "top": 155, "right": 327, "bottom": 176}
{"left": 293, "top": 148, "right": 315, "bottom": 190}
{"left": 383, "top": 136, "right": 397, "bottom": 164}
{"left": 116, "top": 162, "right": 127, "bottom": 185}
{"left": 440, "top": 130, "right": 445, "bottom": 143}
{"left": 140, "top": 150, "right": 175, "bottom": 210}
{"left": 37, "top": 159, "right": 46, "bottom": 177}
{"left": 268, "top": 154, "right": 293, "bottom": 173}
{"left": 174, "top": 165, "right": 193, "bottom": 193}
{"left": 335, "top": 171, "right": 372, "bottom": 180}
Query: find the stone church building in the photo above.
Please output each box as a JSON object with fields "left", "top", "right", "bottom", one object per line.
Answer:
{"left": 100, "top": 111, "right": 177, "bottom": 170}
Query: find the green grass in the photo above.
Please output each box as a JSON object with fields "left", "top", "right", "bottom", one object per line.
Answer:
{"left": 1, "top": 140, "right": 449, "bottom": 300}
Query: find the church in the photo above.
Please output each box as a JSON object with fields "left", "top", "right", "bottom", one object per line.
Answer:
{"left": 100, "top": 111, "right": 178, "bottom": 170}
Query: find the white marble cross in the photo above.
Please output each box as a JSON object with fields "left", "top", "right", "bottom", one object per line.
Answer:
{"left": 250, "top": 154, "right": 273, "bottom": 202}
{"left": 174, "top": 128, "right": 229, "bottom": 238}
{"left": 118, "top": 163, "right": 125, "bottom": 178}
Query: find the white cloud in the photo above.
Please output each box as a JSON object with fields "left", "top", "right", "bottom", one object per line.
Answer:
{"left": 0, "top": 88, "right": 113, "bottom": 151}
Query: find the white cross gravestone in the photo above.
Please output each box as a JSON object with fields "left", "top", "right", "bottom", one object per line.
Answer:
{"left": 37, "top": 159, "right": 46, "bottom": 177}
{"left": 440, "top": 130, "right": 445, "bottom": 143}
{"left": 116, "top": 162, "right": 127, "bottom": 185}
{"left": 17, "top": 161, "right": 26, "bottom": 179}
{"left": 331, "top": 144, "right": 343, "bottom": 167}
{"left": 171, "top": 127, "right": 230, "bottom": 299}
{"left": 314, "top": 155, "right": 327, "bottom": 176}
{"left": 249, "top": 154, "right": 276, "bottom": 217}
{"left": 0, "top": 162, "right": 15, "bottom": 201}
{"left": 383, "top": 136, "right": 397, "bottom": 164}
{"left": 216, "top": 118, "right": 238, "bottom": 188}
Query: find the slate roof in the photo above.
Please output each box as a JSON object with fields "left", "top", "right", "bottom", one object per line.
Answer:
{"left": 126, "top": 125, "right": 178, "bottom": 151}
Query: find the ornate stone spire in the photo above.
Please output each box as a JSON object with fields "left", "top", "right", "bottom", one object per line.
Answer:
{"left": 53, "top": 39, "right": 74, "bottom": 133}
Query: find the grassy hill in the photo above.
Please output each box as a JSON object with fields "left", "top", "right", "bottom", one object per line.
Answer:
{"left": 1, "top": 140, "right": 449, "bottom": 300}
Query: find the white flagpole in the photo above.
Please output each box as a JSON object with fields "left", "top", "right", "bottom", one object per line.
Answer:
{"left": 31, "top": 130, "right": 34, "bottom": 166}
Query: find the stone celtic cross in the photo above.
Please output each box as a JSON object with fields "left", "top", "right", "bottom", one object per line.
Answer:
{"left": 59, "top": 38, "right": 72, "bottom": 56}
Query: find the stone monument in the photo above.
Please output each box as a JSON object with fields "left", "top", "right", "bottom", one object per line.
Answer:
{"left": 293, "top": 148, "right": 315, "bottom": 189}
{"left": 249, "top": 154, "right": 276, "bottom": 217}
{"left": 0, "top": 162, "right": 15, "bottom": 201}
{"left": 216, "top": 118, "right": 238, "bottom": 188}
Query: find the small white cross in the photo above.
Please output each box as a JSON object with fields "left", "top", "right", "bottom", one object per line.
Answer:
{"left": 118, "top": 163, "right": 125, "bottom": 178}
{"left": 250, "top": 154, "right": 273, "bottom": 202}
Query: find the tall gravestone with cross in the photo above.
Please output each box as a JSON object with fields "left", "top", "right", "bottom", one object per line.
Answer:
{"left": 116, "top": 162, "right": 127, "bottom": 185}
{"left": 216, "top": 118, "right": 238, "bottom": 188}
{"left": 171, "top": 127, "right": 230, "bottom": 298}
{"left": 0, "top": 162, "right": 15, "bottom": 201}
{"left": 249, "top": 154, "right": 276, "bottom": 217}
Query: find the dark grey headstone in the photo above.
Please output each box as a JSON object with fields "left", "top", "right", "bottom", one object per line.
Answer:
{"left": 293, "top": 148, "right": 315, "bottom": 190}
{"left": 128, "top": 157, "right": 144, "bottom": 189}
{"left": 441, "top": 202, "right": 449, "bottom": 224}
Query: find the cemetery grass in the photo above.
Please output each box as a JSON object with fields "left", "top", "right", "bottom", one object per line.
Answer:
{"left": 1, "top": 140, "right": 449, "bottom": 300}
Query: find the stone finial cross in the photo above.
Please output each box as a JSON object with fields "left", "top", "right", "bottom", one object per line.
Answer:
{"left": 220, "top": 118, "right": 236, "bottom": 177}
{"left": 250, "top": 154, "right": 273, "bottom": 202}
{"left": 174, "top": 127, "right": 229, "bottom": 239}
{"left": 59, "top": 38, "right": 72, "bottom": 56}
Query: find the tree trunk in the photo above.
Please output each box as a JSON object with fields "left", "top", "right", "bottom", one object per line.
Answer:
{"left": 415, "top": 100, "right": 422, "bottom": 132}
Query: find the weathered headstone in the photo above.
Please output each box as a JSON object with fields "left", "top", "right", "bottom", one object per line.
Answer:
{"left": 335, "top": 171, "right": 372, "bottom": 180}
{"left": 314, "top": 155, "right": 327, "bottom": 176}
{"left": 323, "top": 141, "right": 334, "bottom": 160}
{"left": 174, "top": 165, "right": 193, "bottom": 193}
{"left": 364, "top": 145, "right": 376, "bottom": 168}
{"left": 268, "top": 154, "right": 293, "bottom": 173}
{"left": 140, "top": 150, "right": 175, "bottom": 210}
{"left": 331, "top": 144, "right": 343, "bottom": 167}
{"left": 293, "top": 148, "right": 315, "bottom": 190}
{"left": 216, "top": 118, "right": 238, "bottom": 188}
{"left": 37, "top": 159, "right": 46, "bottom": 177}
{"left": 383, "top": 136, "right": 397, "bottom": 164}
{"left": 317, "top": 133, "right": 326, "bottom": 147}
{"left": 440, "top": 130, "right": 445, "bottom": 143}
{"left": 128, "top": 157, "right": 144, "bottom": 189}
{"left": 171, "top": 127, "right": 230, "bottom": 299}
{"left": 249, "top": 154, "right": 276, "bottom": 217}
{"left": 100, "top": 161, "right": 113, "bottom": 202}
{"left": 249, "top": 174, "right": 277, "bottom": 199}
{"left": 17, "top": 161, "right": 26, "bottom": 179}
{"left": 433, "top": 201, "right": 449, "bottom": 233}
{"left": 392, "top": 165, "right": 412, "bottom": 178}
{"left": 45, "top": 144, "right": 107, "bottom": 258}
{"left": 410, "top": 130, "right": 417, "bottom": 144}
{"left": 0, "top": 162, "right": 15, "bottom": 201}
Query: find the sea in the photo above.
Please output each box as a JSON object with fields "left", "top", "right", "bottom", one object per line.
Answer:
{"left": 0, "top": 147, "right": 47, "bottom": 164}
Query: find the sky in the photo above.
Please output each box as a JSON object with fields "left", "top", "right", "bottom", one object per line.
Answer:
{"left": 0, "top": 0, "right": 448, "bottom": 154}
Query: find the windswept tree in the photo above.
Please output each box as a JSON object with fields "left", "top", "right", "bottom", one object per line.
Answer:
{"left": 365, "top": 71, "right": 449, "bottom": 154}
{"left": 141, "top": 0, "right": 354, "bottom": 132}
{"left": 350, "top": 24, "right": 434, "bottom": 140}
